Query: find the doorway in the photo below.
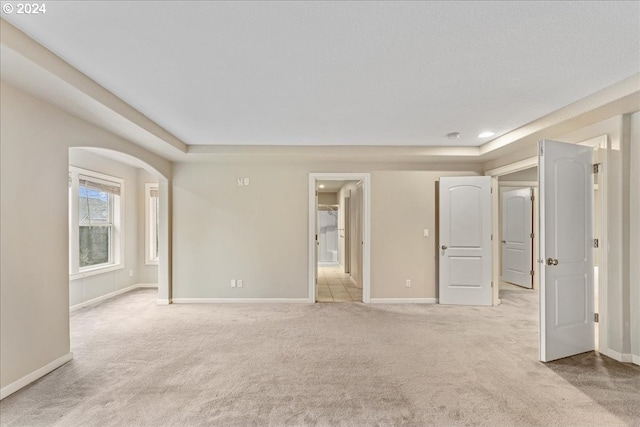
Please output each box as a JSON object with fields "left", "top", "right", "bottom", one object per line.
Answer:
{"left": 68, "top": 147, "right": 170, "bottom": 308}
{"left": 309, "top": 173, "right": 371, "bottom": 303}
{"left": 487, "top": 135, "right": 608, "bottom": 358}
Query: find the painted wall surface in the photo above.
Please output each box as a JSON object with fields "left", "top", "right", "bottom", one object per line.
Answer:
{"left": 171, "top": 162, "right": 481, "bottom": 300}
{"left": 0, "top": 83, "right": 170, "bottom": 390}
{"left": 137, "top": 169, "right": 159, "bottom": 284}
{"left": 317, "top": 192, "right": 337, "bottom": 205}
{"left": 370, "top": 171, "right": 479, "bottom": 298}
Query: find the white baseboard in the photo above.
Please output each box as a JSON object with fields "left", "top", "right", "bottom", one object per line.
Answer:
{"left": 370, "top": 298, "right": 438, "bottom": 304}
{"left": 0, "top": 352, "right": 73, "bottom": 400}
{"left": 137, "top": 283, "right": 159, "bottom": 288}
{"left": 633, "top": 354, "right": 640, "bottom": 366}
{"left": 172, "top": 298, "right": 309, "bottom": 304}
{"left": 601, "top": 348, "right": 634, "bottom": 363}
{"left": 70, "top": 283, "right": 158, "bottom": 312}
{"left": 156, "top": 299, "right": 170, "bottom": 305}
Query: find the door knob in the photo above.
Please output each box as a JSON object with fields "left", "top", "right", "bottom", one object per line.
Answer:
{"left": 441, "top": 245, "right": 448, "bottom": 250}
{"left": 546, "top": 258, "right": 559, "bottom": 266}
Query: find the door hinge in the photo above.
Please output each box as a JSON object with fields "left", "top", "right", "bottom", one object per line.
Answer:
{"left": 593, "top": 163, "right": 601, "bottom": 174}
{"left": 530, "top": 270, "right": 535, "bottom": 276}
{"left": 491, "top": 281, "right": 494, "bottom": 288}
{"left": 491, "top": 234, "right": 493, "bottom": 241}
{"left": 594, "top": 313, "right": 599, "bottom": 323}
{"left": 594, "top": 238, "right": 599, "bottom": 248}
{"left": 530, "top": 188, "right": 535, "bottom": 202}
{"left": 530, "top": 232, "right": 535, "bottom": 239}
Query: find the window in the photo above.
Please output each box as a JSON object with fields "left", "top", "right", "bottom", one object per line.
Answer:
{"left": 69, "top": 167, "right": 124, "bottom": 278}
{"left": 145, "top": 183, "right": 159, "bottom": 265}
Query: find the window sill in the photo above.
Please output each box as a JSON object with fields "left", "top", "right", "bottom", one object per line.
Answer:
{"left": 70, "top": 264, "right": 124, "bottom": 281}
{"left": 145, "top": 260, "right": 159, "bottom": 266}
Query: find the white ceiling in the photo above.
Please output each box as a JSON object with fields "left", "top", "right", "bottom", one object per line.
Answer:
{"left": 3, "top": 1, "right": 639, "bottom": 148}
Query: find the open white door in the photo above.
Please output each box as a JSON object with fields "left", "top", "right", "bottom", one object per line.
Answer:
{"left": 539, "top": 140, "right": 594, "bottom": 362}
{"left": 314, "top": 189, "right": 318, "bottom": 301}
{"left": 501, "top": 188, "right": 533, "bottom": 288}
{"left": 439, "top": 176, "right": 492, "bottom": 305}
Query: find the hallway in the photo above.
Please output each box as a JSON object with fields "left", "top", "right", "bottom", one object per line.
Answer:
{"left": 317, "top": 265, "right": 362, "bottom": 302}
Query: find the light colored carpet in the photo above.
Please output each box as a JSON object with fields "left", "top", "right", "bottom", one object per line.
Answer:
{"left": 1, "top": 287, "right": 639, "bottom": 426}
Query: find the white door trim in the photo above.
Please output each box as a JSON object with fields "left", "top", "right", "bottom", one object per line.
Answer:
{"left": 309, "top": 173, "right": 371, "bottom": 303}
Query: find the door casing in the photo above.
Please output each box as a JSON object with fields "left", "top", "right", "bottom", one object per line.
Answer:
{"left": 308, "top": 173, "right": 371, "bottom": 303}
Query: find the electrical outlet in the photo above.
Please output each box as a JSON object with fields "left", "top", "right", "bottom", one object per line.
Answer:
{"left": 129, "top": 270, "right": 133, "bottom": 277}
{"left": 423, "top": 229, "right": 429, "bottom": 237}
{"left": 405, "top": 279, "right": 411, "bottom": 288}
{"left": 243, "top": 178, "right": 250, "bottom": 186}
{"left": 237, "top": 279, "right": 243, "bottom": 288}
{"left": 237, "top": 178, "right": 244, "bottom": 186}
{"left": 231, "top": 279, "right": 236, "bottom": 288}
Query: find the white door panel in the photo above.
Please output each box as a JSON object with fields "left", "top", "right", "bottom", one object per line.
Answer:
{"left": 539, "top": 140, "right": 594, "bottom": 362}
{"left": 439, "top": 176, "right": 492, "bottom": 305}
{"left": 502, "top": 188, "right": 533, "bottom": 288}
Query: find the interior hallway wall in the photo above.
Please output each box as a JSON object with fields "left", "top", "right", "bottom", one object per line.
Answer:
{"left": 0, "top": 82, "right": 170, "bottom": 393}
{"left": 171, "top": 162, "right": 481, "bottom": 300}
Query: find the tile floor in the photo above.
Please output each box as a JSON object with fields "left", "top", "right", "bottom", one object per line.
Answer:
{"left": 317, "top": 264, "right": 362, "bottom": 302}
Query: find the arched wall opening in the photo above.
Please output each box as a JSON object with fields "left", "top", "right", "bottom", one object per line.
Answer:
{"left": 68, "top": 147, "right": 171, "bottom": 305}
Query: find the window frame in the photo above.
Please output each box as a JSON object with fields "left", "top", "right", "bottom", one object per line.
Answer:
{"left": 69, "top": 166, "right": 124, "bottom": 280}
{"left": 144, "top": 183, "right": 159, "bottom": 265}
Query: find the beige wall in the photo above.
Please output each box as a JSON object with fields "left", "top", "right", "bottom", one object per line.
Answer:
{"left": 317, "top": 192, "right": 337, "bottom": 205}
{"left": 0, "top": 82, "right": 170, "bottom": 391}
{"left": 370, "top": 171, "right": 479, "bottom": 298}
{"left": 172, "top": 162, "right": 481, "bottom": 300}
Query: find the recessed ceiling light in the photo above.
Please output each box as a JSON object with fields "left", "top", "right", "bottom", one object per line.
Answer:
{"left": 478, "top": 131, "right": 495, "bottom": 138}
{"left": 318, "top": 184, "right": 325, "bottom": 189}
{"left": 446, "top": 132, "right": 460, "bottom": 140}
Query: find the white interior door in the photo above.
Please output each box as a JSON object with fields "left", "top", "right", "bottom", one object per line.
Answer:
{"left": 539, "top": 140, "right": 594, "bottom": 362}
{"left": 314, "top": 190, "right": 318, "bottom": 292}
{"left": 344, "top": 195, "right": 351, "bottom": 274}
{"left": 355, "top": 182, "right": 363, "bottom": 289}
{"left": 439, "top": 176, "right": 492, "bottom": 305}
{"left": 501, "top": 188, "right": 533, "bottom": 288}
